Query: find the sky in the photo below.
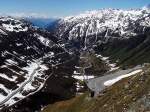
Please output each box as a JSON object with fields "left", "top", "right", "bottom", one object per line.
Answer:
{"left": 0, "top": 0, "right": 150, "bottom": 18}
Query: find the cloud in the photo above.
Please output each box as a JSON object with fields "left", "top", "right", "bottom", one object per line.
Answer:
{"left": 0, "top": 12, "right": 58, "bottom": 19}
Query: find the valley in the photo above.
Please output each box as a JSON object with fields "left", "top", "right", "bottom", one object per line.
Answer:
{"left": 0, "top": 4, "right": 150, "bottom": 112}
{"left": 41, "top": 7, "right": 150, "bottom": 112}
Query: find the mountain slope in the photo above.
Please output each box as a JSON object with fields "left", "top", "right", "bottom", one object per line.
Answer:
{"left": 43, "top": 64, "right": 150, "bottom": 112}
{"left": 1, "top": 7, "right": 150, "bottom": 112}
{"left": 53, "top": 8, "right": 150, "bottom": 66}
{"left": 56, "top": 8, "right": 150, "bottom": 39}
{"left": 0, "top": 16, "right": 77, "bottom": 111}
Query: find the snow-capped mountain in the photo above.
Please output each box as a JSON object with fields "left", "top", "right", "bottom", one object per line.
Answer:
{"left": 55, "top": 8, "right": 150, "bottom": 49}
{"left": 0, "top": 17, "right": 29, "bottom": 33}
{"left": 1, "top": 7, "right": 150, "bottom": 112}
{"left": 0, "top": 16, "right": 76, "bottom": 111}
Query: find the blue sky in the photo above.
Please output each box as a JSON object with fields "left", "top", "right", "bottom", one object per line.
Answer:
{"left": 0, "top": 0, "right": 150, "bottom": 18}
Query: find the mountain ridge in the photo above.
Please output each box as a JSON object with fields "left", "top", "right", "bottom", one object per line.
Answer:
{"left": 0, "top": 16, "right": 77, "bottom": 112}
{"left": 0, "top": 6, "right": 150, "bottom": 112}
{"left": 52, "top": 8, "right": 150, "bottom": 66}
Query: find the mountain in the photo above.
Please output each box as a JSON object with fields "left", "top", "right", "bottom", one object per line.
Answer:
{"left": 43, "top": 8, "right": 150, "bottom": 112}
{"left": 1, "top": 7, "right": 150, "bottom": 112}
{"left": 0, "top": 16, "right": 77, "bottom": 112}
{"left": 143, "top": 4, "right": 150, "bottom": 10}
{"left": 25, "top": 17, "right": 58, "bottom": 29}
{"left": 54, "top": 8, "right": 150, "bottom": 66}
{"left": 55, "top": 8, "right": 150, "bottom": 44}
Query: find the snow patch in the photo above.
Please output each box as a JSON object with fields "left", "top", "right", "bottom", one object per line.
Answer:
{"left": 34, "top": 33, "right": 50, "bottom": 46}
{"left": 72, "top": 75, "right": 94, "bottom": 81}
{"left": 0, "top": 73, "right": 17, "bottom": 82}
{"left": 2, "top": 23, "right": 28, "bottom": 32}
{"left": 0, "top": 94, "right": 6, "bottom": 102}
{"left": 96, "top": 54, "right": 119, "bottom": 71}
{"left": 23, "top": 83, "right": 36, "bottom": 92}
{"left": 104, "top": 69, "right": 142, "bottom": 86}
{"left": 0, "top": 84, "right": 10, "bottom": 94}
{"left": 0, "top": 29, "right": 7, "bottom": 35}
{"left": 73, "top": 70, "right": 81, "bottom": 75}
{"left": 22, "top": 62, "right": 38, "bottom": 77}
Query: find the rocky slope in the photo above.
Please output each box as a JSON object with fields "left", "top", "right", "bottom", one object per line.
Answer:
{"left": 1, "top": 6, "right": 150, "bottom": 112}
{"left": 53, "top": 8, "right": 150, "bottom": 66}
{"left": 55, "top": 8, "right": 150, "bottom": 42}
{"left": 0, "top": 16, "right": 77, "bottom": 112}
{"left": 41, "top": 7, "right": 150, "bottom": 112}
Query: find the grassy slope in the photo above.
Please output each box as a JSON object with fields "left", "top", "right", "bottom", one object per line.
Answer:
{"left": 85, "top": 53, "right": 109, "bottom": 76}
{"left": 94, "top": 34, "right": 150, "bottom": 67}
{"left": 43, "top": 93, "right": 95, "bottom": 112}
{"left": 43, "top": 65, "right": 150, "bottom": 112}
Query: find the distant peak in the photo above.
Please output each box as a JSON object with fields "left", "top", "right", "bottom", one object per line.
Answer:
{"left": 142, "top": 4, "right": 150, "bottom": 10}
